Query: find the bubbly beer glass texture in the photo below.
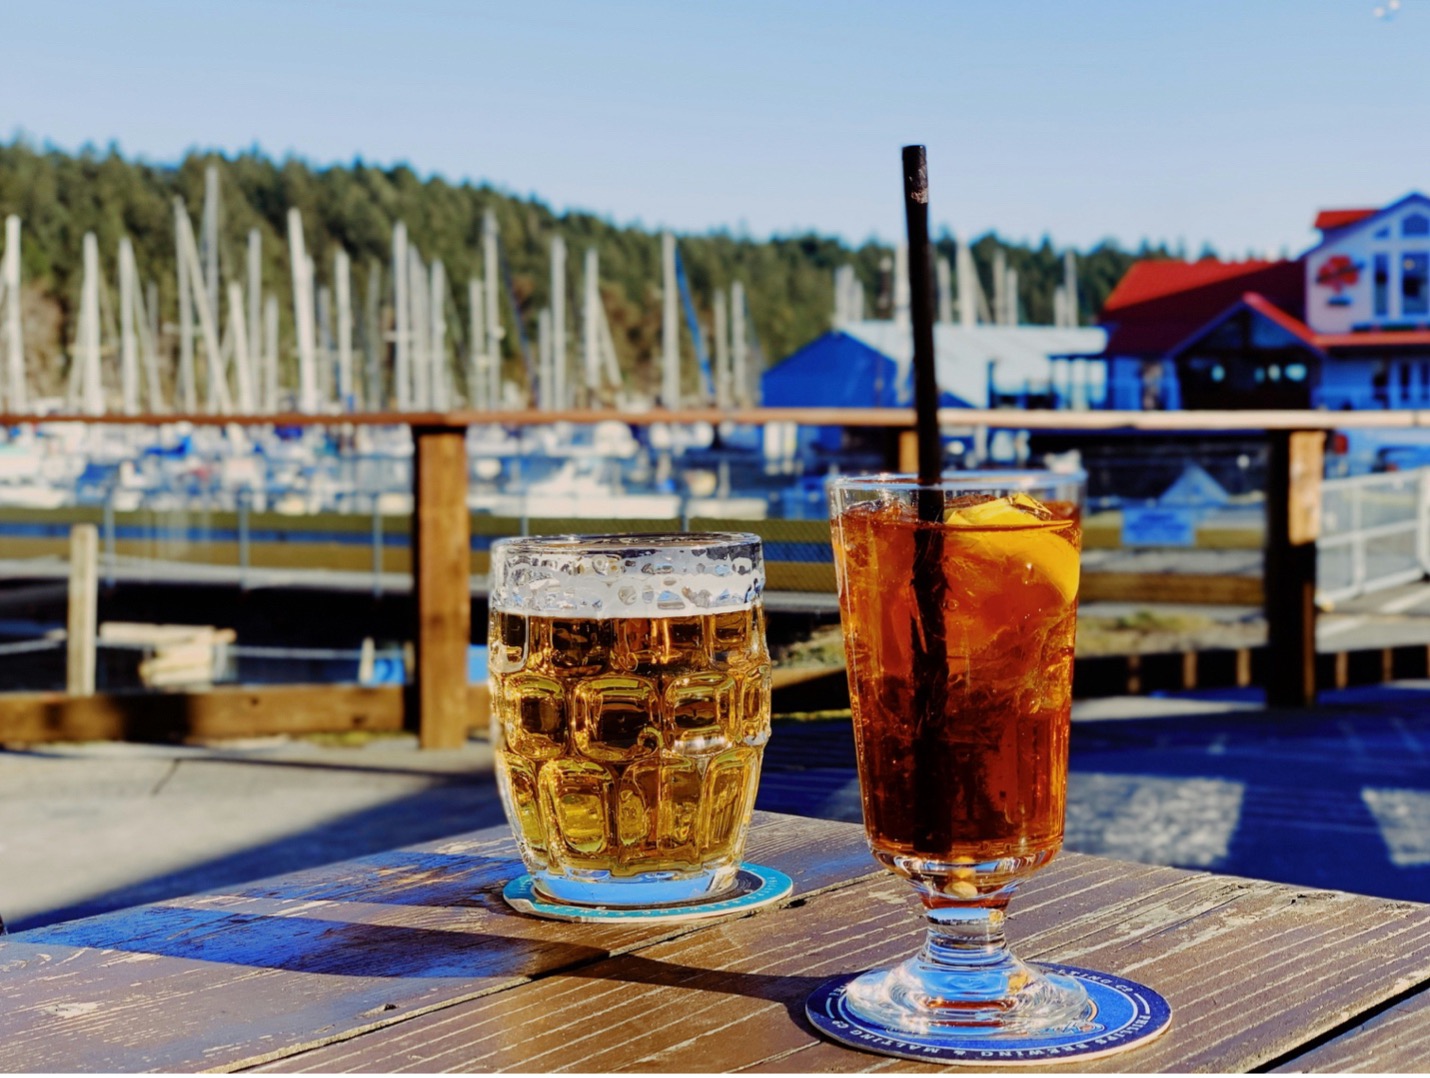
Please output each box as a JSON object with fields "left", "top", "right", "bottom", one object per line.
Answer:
{"left": 833, "top": 489, "right": 1081, "bottom": 891}
{"left": 489, "top": 534, "right": 770, "bottom": 905}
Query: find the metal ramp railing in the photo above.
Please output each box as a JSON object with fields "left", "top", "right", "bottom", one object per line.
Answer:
{"left": 1318, "top": 467, "right": 1430, "bottom": 605}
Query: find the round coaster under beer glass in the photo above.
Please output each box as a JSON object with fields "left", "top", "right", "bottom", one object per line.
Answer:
{"left": 502, "top": 863, "right": 793, "bottom": 924}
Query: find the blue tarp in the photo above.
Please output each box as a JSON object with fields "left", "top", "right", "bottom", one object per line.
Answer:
{"left": 762, "top": 331, "right": 902, "bottom": 408}
{"left": 358, "top": 644, "right": 488, "bottom": 687}
{"left": 762, "top": 331, "right": 963, "bottom": 452}
{"left": 762, "top": 330, "right": 965, "bottom": 410}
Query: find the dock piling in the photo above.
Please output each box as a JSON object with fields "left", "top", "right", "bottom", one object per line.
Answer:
{"left": 411, "top": 423, "right": 472, "bottom": 748}
{"left": 67, "top": 524, "right": 99, "bottom": 697}
{"left": 1265, "top": 428, "right": 1325, "bottom": 707}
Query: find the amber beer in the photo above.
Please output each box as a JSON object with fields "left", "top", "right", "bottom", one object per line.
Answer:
{"left": 831, "top": 483, "right": 1081, "bottom": 894}
{"left": 489, "top": 533, "right": 770, "bottom": 907}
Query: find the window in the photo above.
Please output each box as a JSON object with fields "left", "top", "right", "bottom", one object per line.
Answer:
{"left": 1404, "top": 252, "right": 1429, "bottom": 316}
{"left": 1404, "top": 213, "right": 1430, "bottom": 237}
{"left": 1400, "top": 361, "right": 1413, "bottom": 398}
{"left": 1373, "top": 361, "right": 1390, "bottom": 404}
{"left": 1374, "top": 253, "right": 1390, "bottom": 316}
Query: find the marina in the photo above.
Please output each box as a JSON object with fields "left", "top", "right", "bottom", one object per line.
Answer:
{"left": 4, "top": 3, "right": 1430, "bottom": 1071}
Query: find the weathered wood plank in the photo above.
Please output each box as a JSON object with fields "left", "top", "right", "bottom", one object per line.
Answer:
{"left": 256, "top": 855, "right": 1430, "bottom": 1074}
{"left": 0, "top": 683, "right": 490, "bottom": 744}
{"left": 1268, "top": 988, "right": 1430, "bottom": 1072}
{"left": 1, "top": 406, "right": 1427, "bottom": 431}
{"left": 0, "top": 813, "right": 872, "bottom": 1074}
{"left": 1080, "top": 570, "right": 1263, "bottom": 606}
{"left": 0, "top": 683, "right": 400, "bottom": 743}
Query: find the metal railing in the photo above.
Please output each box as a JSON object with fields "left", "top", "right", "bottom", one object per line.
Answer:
{"left": 1319, "top": 468, "right": 1430, "bottom": 605}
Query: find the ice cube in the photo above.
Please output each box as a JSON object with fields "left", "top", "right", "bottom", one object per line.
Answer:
{"left": 945, "top": 491, "right": 1053, "bottom": 524}
{"left": 945, "top": 495, "right": 1079, "bottom": 603}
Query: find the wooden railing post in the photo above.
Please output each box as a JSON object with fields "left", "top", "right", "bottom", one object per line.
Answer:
{"left": 882, "top": 428, "right": 920, "bottom": 472}
{"left": 1265, "top": 428, "right": 1324, "bottom": 707}
{"left": 67, "top": 523, "right": 98, "bottom": 696}
{"left": 411, "top": 422, "right": 471, "bottom": 748}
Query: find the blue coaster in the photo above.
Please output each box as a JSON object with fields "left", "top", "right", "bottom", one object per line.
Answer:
{"left": 806, "top": 962, "right": 1172, "bottom": 1065}
{"left": 502, "top": 863, "right": 794, "bottom": 924}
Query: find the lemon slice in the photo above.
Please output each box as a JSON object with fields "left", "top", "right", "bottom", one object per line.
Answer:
{"left": 945, "top": 495, "right": 1079, "bottom": 603}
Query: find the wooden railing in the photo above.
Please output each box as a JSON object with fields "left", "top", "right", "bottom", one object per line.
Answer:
{"left": 0, "top": 406, "right": 1427, "bottom": 745}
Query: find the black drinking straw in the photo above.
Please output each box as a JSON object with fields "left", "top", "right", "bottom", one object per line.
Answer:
{"left": 902, "top": 145, "right": 953, "bottom": 855}
{"left": 902, "top": 146, "right": 943, "bottom": 500}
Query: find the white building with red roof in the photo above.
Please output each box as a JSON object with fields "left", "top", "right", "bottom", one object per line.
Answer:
{"left": 1305, "top": 194, "right": 1430, "bottom": 336}
{"left": 1089, "top": 193, "right": 1430, "bottom": 411}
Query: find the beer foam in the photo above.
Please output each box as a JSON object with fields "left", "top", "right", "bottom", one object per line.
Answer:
{"left": 489, "top": 533, "right": 764, "bottom": 617}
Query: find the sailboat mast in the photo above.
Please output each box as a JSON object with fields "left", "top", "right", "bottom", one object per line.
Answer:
{"left": 731, "top": 281, "right": 748, "bottom": 408}
{"left": 118, "top": 237, "right": 139, "bottom": 416}
{"left": 468, "top": 277, "right": 485, "bottom": 410}
{"left": 483, "top": 211, "right": 501, "bottom": 410}
{"left": 263, "top": 295, "right": 279, "bottom": 411}
{"left": 936, "top": 256, "right": 954, "bottom": 325}
{"left": 79, "top": 232, "right": 102, "bottom": 415}
{"left": 175, "top": 202, "right": 196, "bottom": 411}
{"left": 713, "top": 288, "right": 730, "bottom": 410}
{"left": 661, "top": 232, "right": 679, "bottom": 408}
{"left": 429, "top": 258, "right": 447, "bottom": 411}
{"left": 336, "top": 248, "right": 354, "bottom": 411}
{"left": 227, "top": 281, "right": 255, "bottom": 412}
{"left": 392, "top": 222, "right": 410, "bottom": 410}
{"left": 201, "top": 165, "right": 221, "bottom": 322}
{"left": 956, "top": 234, "right": 978, "bottom": 328}
{"left": 582, "top": 247, "right": 600, "bottom": 404}
{"left": 286, "top": 208, "right": 318, "bottom": 413}
{"left": 3, "top": 216, "right": 24, "bottom": 411}
{"left": 550, "top": 234, "right": 566, "bottom": 411}
{"left": 408, "top": 245, "right": 429, "bottom": 411}
{"left": 247, "top": 230, "right": 262, "bottom": 373}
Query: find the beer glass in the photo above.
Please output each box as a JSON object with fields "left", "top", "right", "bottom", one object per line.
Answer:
{"left": 825, "top": 471, "right": 1090, "bottom": 1038}
{"left": 489, "top": 532, "right": 770, "bottom": 908}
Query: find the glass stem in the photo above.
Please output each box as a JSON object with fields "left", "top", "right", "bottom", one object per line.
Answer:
{"left": 921, "top": 896, "right": 1018, "bottom": 973}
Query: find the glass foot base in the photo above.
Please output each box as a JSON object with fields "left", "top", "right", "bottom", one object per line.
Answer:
{"left": 807, "top": 962, "right": 1171, "bottom": 1065}
{"left": 501, "top": 863, "right": 792, "bottom": 924}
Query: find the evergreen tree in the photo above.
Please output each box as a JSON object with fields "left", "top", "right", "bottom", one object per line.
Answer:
{"left": 0, "top": 141, "right": 1184, "bottom": 402}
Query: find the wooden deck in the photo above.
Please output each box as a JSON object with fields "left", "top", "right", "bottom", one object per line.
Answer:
{"left": 4, "top": 812, "right": 1430, "bottom": 1072}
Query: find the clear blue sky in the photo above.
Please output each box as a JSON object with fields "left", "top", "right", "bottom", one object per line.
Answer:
{"left": 1, "top": 0, "right": 1425, "bottom": 256}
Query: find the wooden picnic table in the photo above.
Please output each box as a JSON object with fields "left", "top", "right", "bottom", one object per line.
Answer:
{"left": 3, "top": 809, "right": 1430, "bottom": 1073}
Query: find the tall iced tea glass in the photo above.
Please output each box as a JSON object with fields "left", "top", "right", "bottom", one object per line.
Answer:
{"left": 827, "top": 471, "right": 1090, "bottom": 1037}
{"left": 489, "top": 532, "right": 770, "bottom": 908}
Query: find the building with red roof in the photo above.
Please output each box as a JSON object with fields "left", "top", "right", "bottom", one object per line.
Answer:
{"left": 1086, "top": 192, "right": 1430, "bottom": 410}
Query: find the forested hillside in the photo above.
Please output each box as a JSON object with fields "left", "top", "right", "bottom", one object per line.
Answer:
{"left": 0, "top": 142, "right": 1175, "bottom": 402}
